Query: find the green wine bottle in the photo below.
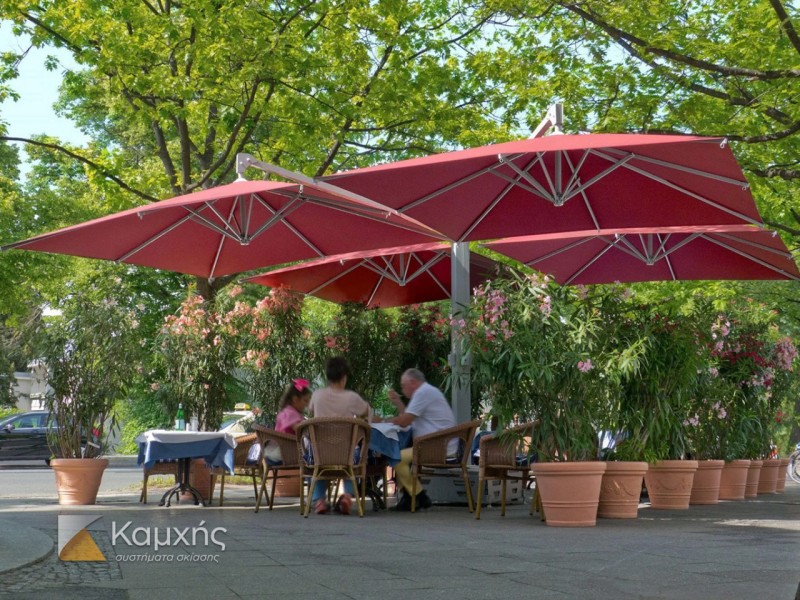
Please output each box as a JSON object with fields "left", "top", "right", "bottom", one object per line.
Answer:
{"left": 175, "top": 403, "right": 186, "bottom": 431}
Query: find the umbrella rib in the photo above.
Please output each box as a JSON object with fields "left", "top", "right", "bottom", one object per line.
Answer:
{"left": 601, "top": 147, "right": 750, "bottom": 187}
{"left": 297, "top": 191, "right": 449, "bottom": 241}
{"left": 307, "top": 260, "right": 371, "bottom": 296}
{"left": 562, "top": 151, "right": 601, "bottom": 230}
{"left": 247, "top": 193, "right": 326, "bottom": 257}
{"left": 399, "top": 167, "right": 493, "bottom": 213}
{"left": 654, "top": 234, "right": 678, "bottom": 280}
{"left": 699, "top": 234, "right": 800, "bottom": 280}
{"left": 498, "top": 154, "right": 557, "bottom": 203}
{"left": 562, "top": 149, "right": 592, "bottom": 199}
{"left": 247, "top": 192, "right": 305, "bottom": 241}
{"left": 561, "top": 154, "right": 634, "bottom": 204}
{"left": 589, "top": 149, "right": 762, "bottom": 225}
{"left": 564, "top": 241, "right": 620, "bottom": 285}
{"left": 208, "top": 199, "right": 243, "bottom": 281}
{"left": 713, "top": 231, "right": 795, "bottom": 258}
{"left": 524, "top": 235, "right": 601, "bottom": 266}
{"left": 462, "top": 155, "right": 544, "bottom": 241}
{"left": 401, "top": 251, "right": 449, "bottom": 286}
{"left": 611, "top": 234, "right": 650, "bottom": 263}
{"left": 366, "top": 275, "right": 385, "bottom": 306}
{"left": 116, "top": 211, "right": 199, "bottom": 262}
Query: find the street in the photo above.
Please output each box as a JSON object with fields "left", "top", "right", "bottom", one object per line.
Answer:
{"left": 0, "top": 460, "right": 143, "bottom": 499}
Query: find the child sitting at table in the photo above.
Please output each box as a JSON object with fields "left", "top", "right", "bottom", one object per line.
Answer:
{"left": 263, "top": 379, "right": 311, "bottom": 464}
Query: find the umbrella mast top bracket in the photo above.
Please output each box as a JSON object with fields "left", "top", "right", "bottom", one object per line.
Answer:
{"left": 530, "top": 103, "right": 564, "bottom": 138}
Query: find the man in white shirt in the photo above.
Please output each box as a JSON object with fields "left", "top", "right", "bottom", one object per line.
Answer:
{"left": 380, "top": 368, "right": 456, "bottom": 511}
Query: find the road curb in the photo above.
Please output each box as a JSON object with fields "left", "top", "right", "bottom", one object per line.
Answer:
{"left": 0, "top": 518, "right": 54, "bottom": 575}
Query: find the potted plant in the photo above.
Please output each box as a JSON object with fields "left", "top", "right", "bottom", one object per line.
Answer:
{"left": 464, "top": 272, "right": 609, "bottom": 527}
{"left": 34, "top": 279, "right": 142, "bottom": 505}
{"left": 684, "top": 369, "right": 735, "bottom": 505}
{"left": 610, "top": 304, "right": 704, "bottom": 510}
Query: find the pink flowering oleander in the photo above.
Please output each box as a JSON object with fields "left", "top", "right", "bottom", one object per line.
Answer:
{"left": 577, "top": 359, "right": 593, "bottom": 373}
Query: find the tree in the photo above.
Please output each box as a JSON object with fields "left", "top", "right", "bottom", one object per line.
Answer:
{"left": 1, "top": 1, "right": 514, "bottom": 296}
{"left": 490, "top": 0, "right": 800, "bottom": 238}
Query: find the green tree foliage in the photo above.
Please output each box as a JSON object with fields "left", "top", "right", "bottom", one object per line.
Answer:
{"left": 491, "top": 0, "right": 800, "bottom": 237}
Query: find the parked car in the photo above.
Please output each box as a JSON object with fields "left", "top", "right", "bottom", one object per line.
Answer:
{"left": 0, "top": 411, "right": 55, "bottom": 464}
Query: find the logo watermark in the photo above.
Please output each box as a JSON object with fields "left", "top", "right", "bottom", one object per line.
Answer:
{"left": 58, "top": 514, "right": 106, "bottom": 562}
{"left": 112, "top": 519, "right": 227, "bottom": 563}
{"left": 57, "top": 515, "right": 228, "bottom": 563}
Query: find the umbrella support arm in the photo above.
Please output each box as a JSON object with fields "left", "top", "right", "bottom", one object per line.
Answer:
{"left": 530, "top": 103, "right": 564, "bottom": 138}
{"left": 236, "top": 153, "right": 399, "bottom": 215}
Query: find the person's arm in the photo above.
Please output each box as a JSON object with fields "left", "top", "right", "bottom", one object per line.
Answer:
{"left": 385, "top": 388, "right": 415, "bottom": 426}
{"left": 389, "top": 411, "right": 415, "bottom": 428}
{"left": 388, "top": 389, "right": 405, "bottom": 414}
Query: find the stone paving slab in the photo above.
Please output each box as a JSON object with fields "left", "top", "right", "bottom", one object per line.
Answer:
{"left": 0, "top": 482, "right": 797, "bottom": 599}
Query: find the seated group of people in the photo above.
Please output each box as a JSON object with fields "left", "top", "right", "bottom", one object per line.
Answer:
{"left": 267, "top": 356, "right": 456, "bottom": 515}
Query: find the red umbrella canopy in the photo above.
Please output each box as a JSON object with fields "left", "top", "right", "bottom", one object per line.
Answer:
{"left": 483, "top": 225, "right": 800, "bottom": 285}
{"left": 245, "top": 242, "right": 502, "bottom": 308}
{"left": 323, "top": 134, "right": 764, "bottom": 242}
{"left": 3, "top": 179, "right": 445, "bottom": 279}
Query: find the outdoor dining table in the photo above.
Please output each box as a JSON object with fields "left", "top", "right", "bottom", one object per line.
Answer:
{"left": 369, "top": 422, "right": 412, "bottom": 466}
{"left": 136, "top": 430, "right": 237, "bottom": 507}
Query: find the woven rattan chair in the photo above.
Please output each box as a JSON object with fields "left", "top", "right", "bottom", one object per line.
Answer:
{"left": 139, "top": 459, "right": 179, "bottom": 504}
{"left": 215, "top": 432, "right": 263, "bottom": 507}
{"left": 474, "top": 421, "right": 538, "bottom": 519}
{"left": 252, "top": 424, "right": 303, "bottom": 513}
{"left": 410, "top": 419, "right": 481, "bottom": 513}
{"left": 296, "top": 417, "right": 371, "bottom": 518}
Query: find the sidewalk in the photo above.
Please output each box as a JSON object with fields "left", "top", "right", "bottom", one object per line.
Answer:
{"left": 0, "top": 481, "right": 798, "bottom": 600}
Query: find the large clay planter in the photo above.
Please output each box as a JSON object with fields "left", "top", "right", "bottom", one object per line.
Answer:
{"left": 532, "top": 462, "right": 607, "bottom": 527}
{"left": 744, "top": 459, "right": 763, "bottom": 498}
{"left": 597, "top": 462, "right": 648, "bottom": 519}
{"left": 689, "top": 460, "right": 725, "bottom": 505}
{"left": 718, "top": 460, "right": 750, "bottom": 500}
{"left": 274, "top": 468, "right": 303, "bottom": 497}
{"left": 757, "top": 458, "right": 781, "bottom": 494}
{"left": 51, "top": 458, "right": 109, "bottom": 505}
{"left": 776, "top": 458, "right": 790, "bottom": 493}
{"left": 644, "top": 460, "right": 698, "bottom": 509}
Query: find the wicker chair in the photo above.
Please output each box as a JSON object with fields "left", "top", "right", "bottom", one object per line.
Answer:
{"left": 252, "top": 424, "right": 303, "bottom": 513}
{"left": 216, "top": 433, "right": 263, "bottom": 507}
{"left": 474, "top": 422, "right": 538, "bottom": 519}
{"left": 410, "top": 419, "right": 481, "bottom": 513}
{"left": 139, "top": 460, "right": 179, "bottom": 504}
{"left": 296, "top": 417, "right": 371, "bottom": 518}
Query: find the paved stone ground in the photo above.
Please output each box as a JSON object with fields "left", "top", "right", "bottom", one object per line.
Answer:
{"left": 0, "top": 483, "right": 798, "bottom": 600}
{"left": 0, "top": 526, "right": 122, "bottom": 596}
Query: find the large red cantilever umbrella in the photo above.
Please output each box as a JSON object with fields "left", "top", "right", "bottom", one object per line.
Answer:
{"left": 482, "top": 225, "right": 800, "bottom": 285}
{"left": 322, "top": 134, "right": 764, "bottom": 241}
{"left": 244, "top": 242, "right": 503, "bottom": 308}
{"left": 2, "top": 179, "right": 446, "bottom": 279}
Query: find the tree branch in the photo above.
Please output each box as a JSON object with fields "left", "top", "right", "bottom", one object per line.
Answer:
{"left": 560, "top": 2, "right": 800, "bottom": 79}
{"left": 151, "top": 121, "right": 179, "bottom": 194}
{"left": 0, "top": 136, "right": 157, "bottom": 202}
{"left": 769, "top": 0, "right": 800, "bottom": 56}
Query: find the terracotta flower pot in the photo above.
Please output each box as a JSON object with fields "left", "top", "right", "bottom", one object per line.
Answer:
{"left": 51, "top": 458, "right": 109, "bottom": 505}
{"left": 744, "top": 459, "right": 763, "bottom": 498}
{"left": 644, "top": 460, "right": 698, "bottom": 509}
{"left": 775, "top": 458, "right": 790, "bottom": 493}
{"left": 757, "top": 458, "right": 781, "bottom": 494}
{"left": 689, "top": 460, "right": 725, "bottom": 505}
{"left": 532, "top": 462, "right": 607, "bottom": 527}
{"left": 718, "top": 460, "right": 750, "bottom": 500}
{"left": 274, "top": 468, "right": 302, "bottom": 497}
{"left": 597, "top": 462, "right": 648, "bottom": 519}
